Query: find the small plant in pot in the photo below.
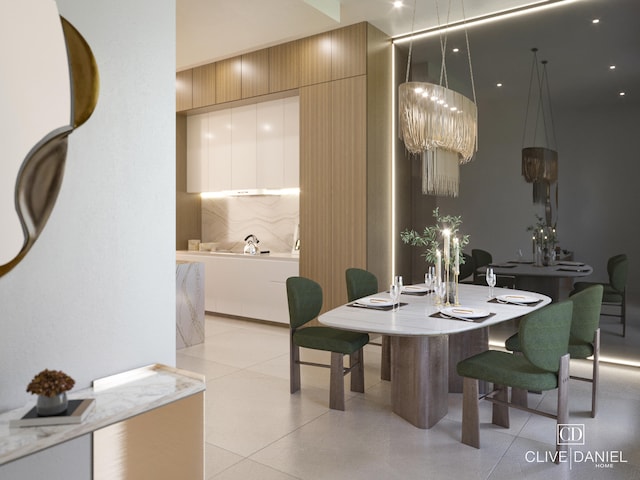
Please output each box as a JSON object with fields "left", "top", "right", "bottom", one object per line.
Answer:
{"left": 26, "top": 369, "right": 75, "bottom": 416}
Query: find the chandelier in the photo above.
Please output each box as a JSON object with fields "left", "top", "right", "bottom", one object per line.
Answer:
{"left": 521, "top": 48, "right": 558, "bottom": 225}
{"left": 398, "top": 0, "right": 478, "bottom": 197}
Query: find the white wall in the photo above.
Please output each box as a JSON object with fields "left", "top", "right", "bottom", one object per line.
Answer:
{"left": 0, "top": 0, "right": 175, "bottom": 474}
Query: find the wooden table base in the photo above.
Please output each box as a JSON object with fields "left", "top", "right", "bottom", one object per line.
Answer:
{"left": 390, "top": 335, "right": 448, "bottom": 429}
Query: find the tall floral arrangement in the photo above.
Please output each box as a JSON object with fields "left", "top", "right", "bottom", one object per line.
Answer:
{"left": 400, "top": 208, "right": 470, "bottom": 267}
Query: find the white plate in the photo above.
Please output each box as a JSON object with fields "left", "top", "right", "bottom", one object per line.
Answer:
{"left": 355, "top": 297, "right": 394, "bottom": 307}
{"left": 441, "top": 306, "right": 490, "bottom": 319}
{"left": 556, "top": 261, "right": 585, "bottom": 266}
{"left": 496, "top": 294, "right": 539, "bottom": 304}
{"left": 402, "top": 285, "right": 428, "bottom": 293}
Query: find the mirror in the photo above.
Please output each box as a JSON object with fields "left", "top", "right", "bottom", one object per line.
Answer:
{"left": 398, "top": 0, "right": 639, "bottom": 365}
{"left": 0, "top": 2, "right": 99, "bottom": 276}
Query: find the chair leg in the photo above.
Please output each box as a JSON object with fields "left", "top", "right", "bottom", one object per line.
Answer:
{"left": 511, "top": 387, "right": 528, "bottom": 408}
{"left": 591, "top": 329, "right": 600, "bottom": 418}
{"left": 329, "top": 352, "right": 346, "bottom": 411}
{"left": 461, "top": 377, "right": 480, "bottom": 448}
{"left": 491, "top": 385, "right": 510, "bottom": 428}
{"left": 555, "top": 354, "right": 570, "bottom": 462}
{"left": 350, "top": 348, "right": 365, "bottom": 393}
{"left": 381, "top": 335, "right": 391, "bottom": 381}
{"left": 290, "top": 339, "right": 301, "bottom": 394}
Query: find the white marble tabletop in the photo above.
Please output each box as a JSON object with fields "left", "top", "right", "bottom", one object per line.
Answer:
{"left": 319, "top": 283, "right": 551, "bottom": 336}
{"left": 177, "top": 250, "right": 299, "bottom": 261}
{"left": 0, "top": 364, "right": 205, "bottom": 465}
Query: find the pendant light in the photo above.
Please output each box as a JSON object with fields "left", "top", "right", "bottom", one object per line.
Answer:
{"left": 398, "top": 0, "right": 478, "bottom": 197}
{"left": 521, "top": 48, "right": 558, "bottom": 225}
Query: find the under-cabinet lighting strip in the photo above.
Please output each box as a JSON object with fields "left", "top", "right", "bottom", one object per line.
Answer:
{"left": 201, "top": 188, "right": 300, "bottom": 198}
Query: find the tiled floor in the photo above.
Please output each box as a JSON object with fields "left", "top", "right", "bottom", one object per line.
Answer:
{"left": 177, "top": 315, "right": 640, "bottom": 480}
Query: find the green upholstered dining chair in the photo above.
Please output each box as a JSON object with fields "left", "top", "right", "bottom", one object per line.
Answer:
{"left": 456, "top": 301, "right": 573, "bottom": 459}
{"left": 345, "top": 268, "right": 390, "bottom": 381}
{"left": 572, "top": 254, "right": 628, "bottom": 337}
{"left": 459, "top": 252, "right": 475, "bottom": 283}
{"left": 286, "top": 276, "right": 369, "bottom": 411}
{"left": 505, "top": 284, "right": 603, "bottom": 417}
{"left": 471, "top": 249, "right": 493, "bottom": 284}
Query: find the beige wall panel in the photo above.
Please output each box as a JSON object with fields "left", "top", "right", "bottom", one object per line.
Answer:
{"left": 332, "top": 22, "right": 367, "bottom": 81}
{"left": 242, "top": 49, "right": 270, "bottom": 98}
{"left": 270, "top": 41, "right": 300, "bottom": 93}
{"left": 330, "top": 76, "right": 367, "bottom": 309}
{"left": 94, "top": 393, "right": 204, "bottom": 480}
{"left": 366, "top": 25, "right": 393, "bottom": 287}
{"left": 299, "top": 32, "right": 332, "bottom": 87}
{"left": 176, "top": 114, "right": 201, "bottom": 250}
{"left": 192, "top": 63, "right": 216, "bottom": 108}
{"left": 176, "top": 69, "right": 193, "bottom": 112}
{"left": 216, "top": 57, "right": 242, "bottom": 104}
{"left": 300, "top": 83, "right": 332, "bottom": 312}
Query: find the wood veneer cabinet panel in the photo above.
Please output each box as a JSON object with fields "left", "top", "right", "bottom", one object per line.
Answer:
{"left": 329, "top": 76, "right": 367, "bottom": 310}
{"left": 215, "top": 57, "right": 242, "bottom": 104}
{"left": 176, "top": 69, "right": 193, "bottom": 112}
{"left": 332, "top": 23, "right": 367, "bottom": 80}
{"left": 299, "top": 31, "right": 332, "bottom": 87}
{"left": 242, "top": 49, "right": 270, "bottom": 98}
{"left": 299, "top": 83, "right": 332, "bottom": 311}
{"left": 192, "top": 63, "right": 216, "bottom": 108}
{"left": 270, "top": 41, "right": 299, "bottom": 93}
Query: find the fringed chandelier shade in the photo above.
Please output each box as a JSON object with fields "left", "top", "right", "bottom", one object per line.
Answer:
{"left": 521, "top": 48, "right": 558, "bottom": 224}
{"left": 398, "top": 0, "right": 477, "bottom": 197}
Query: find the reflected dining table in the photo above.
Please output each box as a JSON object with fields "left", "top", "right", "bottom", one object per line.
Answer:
{"left": 318, "top": 283, "right": 551, "bottom": 429}
{"left": 479, "top": 260, "right": 592, "bottom": 301}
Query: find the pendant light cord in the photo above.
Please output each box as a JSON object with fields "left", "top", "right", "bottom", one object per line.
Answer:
{"left": 405, "top": 0, "right": 418, "bottom": 83}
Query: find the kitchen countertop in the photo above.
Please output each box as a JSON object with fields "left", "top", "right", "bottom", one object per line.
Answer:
{"left": 177, "top": 250, "right": 299, "bottom": 262}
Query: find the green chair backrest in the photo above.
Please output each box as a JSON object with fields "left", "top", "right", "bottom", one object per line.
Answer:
{"left": 607, "top": 254, "right": 628, "bottom": 293}
{"left": 459, "top": 252, "right": 475, "bottom": 280}
{"left": 345, "top": 268, "right": 378, "bottom": 302}
{"left": 520, "top": 300, "right": 573, "bottom": 373}
{"left": 472, "top": 249, "right": 492, "bottom": 269}
{"left": 569, "top": 284, "right": 603, "bottom": 343}
{"left": 286, "top": 276, "right": 322, "bottom": 330}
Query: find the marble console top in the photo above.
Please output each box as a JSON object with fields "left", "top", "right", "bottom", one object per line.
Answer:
{"left": 177, "top": 250, "right": 299, "bottom": 262}
{"left": 0, "top": 364, "right": 205, "bottom": 465}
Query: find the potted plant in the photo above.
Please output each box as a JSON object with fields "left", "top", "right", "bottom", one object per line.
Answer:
{"left": 26, "top": 369, "right": 75, "bottom": 416}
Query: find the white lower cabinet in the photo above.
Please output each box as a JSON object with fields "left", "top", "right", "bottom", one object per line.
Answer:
{"left": 176, "top": 253, "right": 298, "bottom": 324}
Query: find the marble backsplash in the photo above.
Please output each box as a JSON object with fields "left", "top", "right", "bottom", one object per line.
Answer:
{"left": 201, "top": 195, "right": 299, "bottom": 253}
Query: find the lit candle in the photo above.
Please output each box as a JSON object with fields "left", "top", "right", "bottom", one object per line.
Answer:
{"left": 443, "top": 229, "right": 450, "bottom": 265}
{"left": 436, "top": 249, "right": 442, "bottom": 282}
{"left": 454, "top": 237, "right": 459, "bottom": 275}
{"left": 532, "top": 235, "right": 536, "bottom": 258}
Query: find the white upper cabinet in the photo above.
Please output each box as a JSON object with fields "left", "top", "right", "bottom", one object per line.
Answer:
{"left": 257, "top": 99, "right": 285, "bottom": 189}
{"left": 208, "top": 109, "right": 232, "bottom": 191}
{"left": 186, "top": 96, "right": 299, "bottom": 193}
{"left": 186, "top": 114, "right": 209, "bottom": 193}
{"left": 231, "top": 104, "right": 257, "bottom": 190}
{"left": 283, "top": 96, "right": 300, "bottom": 188}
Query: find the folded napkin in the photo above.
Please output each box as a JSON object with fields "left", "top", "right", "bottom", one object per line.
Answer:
{"left": 429, "top": 311, "right": 495, "bottom": 322}
{"left": 488, "top": 297, "right": 542, "bottom": 306}
{"left": 348, "top": 302, "right": 407, "bottom": 311}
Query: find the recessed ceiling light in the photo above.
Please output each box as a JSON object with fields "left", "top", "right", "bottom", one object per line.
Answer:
{"left": 592, "top": 18, "right": 600, "bottom": 24}
{"left": 452, "top": 48, "right": 460, "bottom": 53}
{"left": 393, "top": 1, "right": 403, "bottom": 8}
{"left": 496, "top": 83, "right": 503, "bottom": 87}
{"left": 619, "top": 91, "right": 626, "bottom": 96}
{"left": 609, "top": 65, "right": 616, "bottom": 70}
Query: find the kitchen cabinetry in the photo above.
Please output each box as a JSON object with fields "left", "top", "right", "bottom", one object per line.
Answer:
{"left": 176, "top": 69, "right": 193, "bottom": 112}
{"left": 216, "top": 57, "right": 242, "bottom": 104}
{"left": 192, "top": 62, "right": 216, "bottom": 108}
{"left": 176, "top": 252, "right": 298, "bottom": 324}
{"left": 242, "top": 49, "right": 270, "bottom": 98}
{"left": 186, "top": 97, "right": 299, "bottom": 193}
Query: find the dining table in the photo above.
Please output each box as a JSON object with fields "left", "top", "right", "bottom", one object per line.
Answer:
{"left": 318, "top": 283, "right": 551, "bottom": 429}
{"left": 478, "top": 260, "right": 592, "bottom": 301}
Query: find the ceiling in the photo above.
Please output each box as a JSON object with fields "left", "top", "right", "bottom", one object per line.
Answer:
{"left": 176, "top": 0, "right": 640, "bottom": 109}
